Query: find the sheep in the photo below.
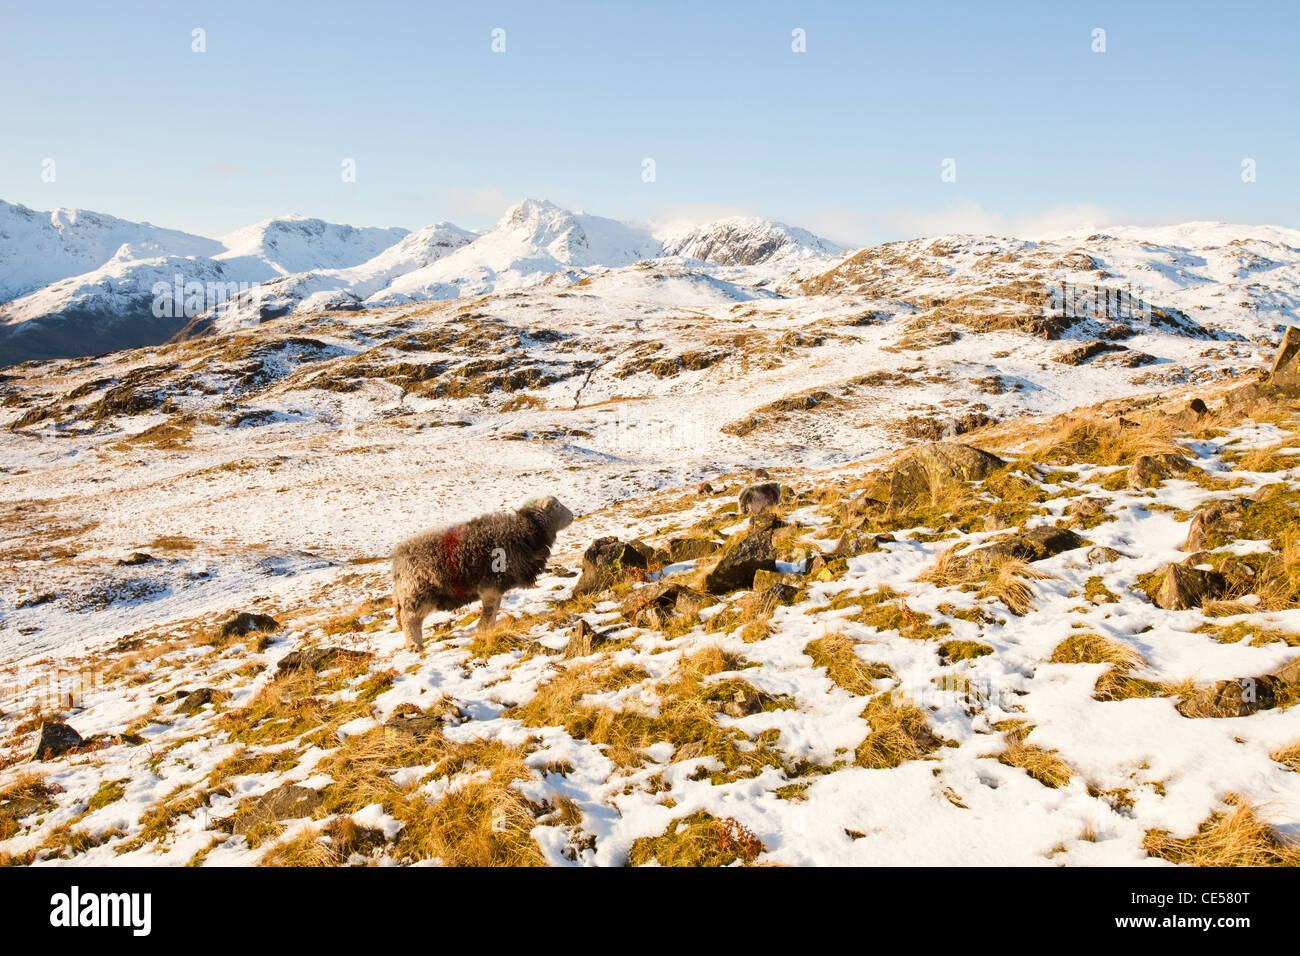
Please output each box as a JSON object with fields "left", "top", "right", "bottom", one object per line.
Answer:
{"left": 392, "top": 495, "right": 575, "bottom": 651}
{"left": 738, "top": 481, "right": 781, "bottom": 515}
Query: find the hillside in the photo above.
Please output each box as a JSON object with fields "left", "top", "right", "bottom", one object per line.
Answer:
{"left": 1, "top": 263, "right": 1298, "bottom": 865}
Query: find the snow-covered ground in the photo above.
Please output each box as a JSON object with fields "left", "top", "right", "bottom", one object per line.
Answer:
{"left": 0, "top": 219, "right": 1298, "bottom": 866}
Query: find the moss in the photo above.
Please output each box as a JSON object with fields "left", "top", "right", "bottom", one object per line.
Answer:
{"left": 86, "top": 779, "right": 127, "bottom": 812}
{"left": 804, "top": 635, "right": 894, "bottom": 695}
{"left": 1194, "top": 622, "right": 1300, "bottom": 648}
{"left": 938, "top": 640, "right": 993, "bottom": 663}
{"left": 1084, "top": 576, "right": 1120, "bottom": 604}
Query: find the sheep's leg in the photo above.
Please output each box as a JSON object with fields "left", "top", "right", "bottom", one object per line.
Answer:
{"left": 403, "top": 607, "right": 426, "bottom": 652}
{"left": 478, "top": 590, "right": 502, "bottom": 632}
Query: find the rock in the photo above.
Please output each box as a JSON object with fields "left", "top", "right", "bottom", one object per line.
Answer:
{"left": 621, "top": 582, "right": 709, "bottom": 627}
{"left": 830, "top": 531, "right": 891, "bottom": 557}
{"left": 756, "top": 583, "right": 801, "bottom": 611}
{"left": 222, "top": 784, "right": 323, "bottom": 834}
{"left": 176, "top": 687, "right": 230, "bottom": 715}
{"left": 702, "top": 520, "right": 783, "bottom": 594}
{"left": 564, "top": 619, "right": 603, "bottom": 658}
{"left": 953, "top": 525, "right": 1085, "bottom": 573}
{"left": 383, "top": 713, "right": 444, "bottom": 740}
{"left": 1087, "top": 546, "right": 1123, "bottom": 565}
{"left": 883, "top": 442, "right": 1005, "bottom": 512}
{"left": 31, "top": 721, "right": 83, "bottom": 761}
{"left": 1266, "top": 326, "right": 1300, "bottom": 392}
{"left": 1054, "top": 340, "right": 1126, "bottom": 366}
{"left": 752, "top": 568, "right": 800, "bottom": 591}
{"left": 1273, "top": 655, "right": 1300, "bottom": 685}
{"left": 1184, "top": 496, "right": 1255, "bottom": 553}
{"left": 1065, "top": 497, "right": 1110, "bottom": 522}
{"left": 718, "top": 686, "right": 777, "bottom": 718}
{"left": 753, "top": 468, "right": 771, "bottom": 480}
{"left": 218, "top": 611, "right": 280, "bottom": 640}
{"left": 697, "top": 481, "right": 714, "bottom": 495}
{"left": 1165, "top": 398, "right": 1210, "bottom": 431}
{"left": 1127, "top": 453, "right": 1192, "bottom": 490}
{"left": 572, "top": 537, "right": 648, "bottom": 597}
{"left": 1144, "top": 561, "right": 1227, "bottom": 610}
{"left": 116, "top": 552, "right": 155, "bottom": 566}
{"left": 275, "top": 646, "right": 371, "bottom": 675}
{"left": 838, "top": 494, "right": 889, "bottom": 530}
{"left": 1176, "top": 676, "right": 1285, "bottom": 719}
{"left": 666, "top": 537, "right": 721, "bottom": 562}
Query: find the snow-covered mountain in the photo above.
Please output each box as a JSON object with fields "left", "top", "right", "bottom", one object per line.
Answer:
{"left": 5, "top": 196, "right": 1300, "bottom": 365}
{"left": 0, "top": 200, "right": 222, "bottom": 304}
{"left": 658, "top": 216, "right": 846, "bottom": 266}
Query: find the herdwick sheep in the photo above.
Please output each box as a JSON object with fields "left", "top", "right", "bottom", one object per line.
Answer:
{"left": 739, "top": 481, "right": 781, "bottom": 515}
{"left": 392, "top": 495, "right": 575, "bottom": 651}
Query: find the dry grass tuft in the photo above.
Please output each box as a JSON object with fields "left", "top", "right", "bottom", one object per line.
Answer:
{"left": 1050, "top": 632, "right": 1144, "bottom": 668}
{"left": 854, "top": 693, "right": 946, "bottom": 769}
{"left": 628, "top": 812, "right": 764, "bottom": 866}
{"left": 1143, "top": 799, "right": 1300, "bottom": 866}
{"left": 995, "top": 722, "right": 1073, "bottom": 788}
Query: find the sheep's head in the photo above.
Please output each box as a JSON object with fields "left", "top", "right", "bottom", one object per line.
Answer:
{"left": 521, "top": 495, "right": 575, "bottom": 533}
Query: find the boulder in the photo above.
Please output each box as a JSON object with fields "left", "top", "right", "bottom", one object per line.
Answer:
{"left": 1144, "top": 561, "right": 1227, "bottom": 610}
{"left": 572, "top": 537, "right": 648, "bottom": 597}
{"left": 621, "top": 581, "right": 709, "bottom": 627}
{"left": 1185, "top": 497, "right": 1251, "bottom": 552}
{"left": 221, "top": 784, "right": 323, "bottom": 834}
{"left": 883, "top": 442, "right": 1005, "bottom": 512}
{"left": 1266, "top": 326, "right": 1300, "bottom": 392}
{"left": 116, "top": 552, "right": 156, "bottom": 566}
{"left": 1087, "top": 546, "right": 1123, "bottom": 565}
{"left": 1273, "top": 655, "right": 1300, "bottom": 685}
{"left": 176, "top": 687, "right": 230, "bottom": 715}
{"left": 31, "top": 721, "right": 83, "bottom": 761}
{"left": 1127, "top": 453, "right": 1192, "bottom": 490}
{"left": 702, "top": 520, "right": 783, "bottom": 594}
{"left": 564, "top": 619, "right": 604, "bottom": 658}
{"left": 383, "top": 712, "right": 444, "bottom": 740}
{"left": 1165, "top": 398, "right": 1210, "bottom": 431}
{"left": 951, "top": 525, "right": 1085, "bottom": 573}
{"left": 1176, "top": 676, "right": 1285, "bottom": 719}
{"left": 831, "top": 531, "right": 893, "bottom": 557}
{"left": 275, "top": 646, "right": 371, "bottom": 676}
{"left": 666, "top": 537, "right": 721, "bottom": 563}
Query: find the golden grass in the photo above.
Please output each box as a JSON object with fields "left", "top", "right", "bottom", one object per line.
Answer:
{"left": 1050, "top": 632, "right": 1144, "bottom": 668}
{"left": 628, "top": 812, "right": 764, "bottom": 866}
{"left": 1272, "top": 740, "right": 1300, "bottom": 772}
{"left": 804, "top": 632, "right": 893, "bottom": 695}
{"left": 854, "top": 693, "right": 946, "bottom": 769}
{"left": 1143, "top": 799, "right": 1300, "bottom": 866}
{"left": 994, "top": 722, "right": 1073, "bottom": 788}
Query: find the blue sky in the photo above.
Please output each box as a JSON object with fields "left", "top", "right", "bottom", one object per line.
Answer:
{"left": 1, "top": 0, "right": 1296, "bottom": 243}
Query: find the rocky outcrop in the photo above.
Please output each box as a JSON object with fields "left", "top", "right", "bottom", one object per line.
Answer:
{"left": 31, "top": 721, "right": 83, "bottom": 761}
{"left": 1185, "top": 497, "right": 1252, "bottom": 552}
{"left": 950, "top": 525, "right": 1085, "bottom": 574}
{"left": 572, "top": 537, "right": 648, "bottom": 597}
{"left": 880, "top": 442, "right": 1005, "bottom": 512}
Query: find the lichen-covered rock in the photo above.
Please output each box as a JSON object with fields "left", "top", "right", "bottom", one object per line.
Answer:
{"left": 1175, "top": 676, "right": 1284, "bottom": 718}
{"left": 951, "top": 525, "right": 1084, "bottom": 573}
{"left": 882, "top": 442, "right": 1005, "bottom": 512}
{"left": 572, "top": 537, "right": 648, "bottom": 596}
{"left": 1127, "top": 453, "right": 1192, "bottom": 490}
{"left": 176, "top": 687, "right": 230, "bottom": 715}
{"left": 275, "top": 646, "right": 371, "bottom": 675}
{"left": 621, "top": 581, "right": 708, "bottom": 626}
{"left": 219, "top": 784, "right": 323, "bottom": 834}
{"left": 666, "top": 537, "right": 721, "bottom": 563}
{"left": 1184, "top": 497, "right": 1251, "bottom": 552}
{"left": 1266, "top": 325, "right": 1300, "bottom": 392}
{"left": 1143, "top": 561, "right": 1227, "bottom": 610}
